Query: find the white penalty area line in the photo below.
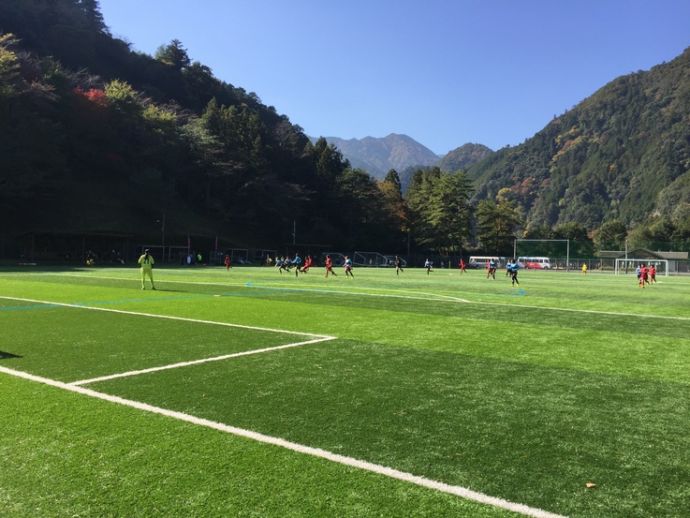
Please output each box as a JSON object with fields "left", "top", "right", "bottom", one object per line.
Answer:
{"left": 68, "top": 336, "right": 336, "bottom": 386}
{"left": 0, "top": 365, "right": 565, "bottom": 518}
{"left": 0, "top": 295, "right": 334, "bottom": 340}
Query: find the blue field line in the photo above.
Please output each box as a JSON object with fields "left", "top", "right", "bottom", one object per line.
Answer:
{"left": 0, "top": 302, "right": 60, "bottom": 312}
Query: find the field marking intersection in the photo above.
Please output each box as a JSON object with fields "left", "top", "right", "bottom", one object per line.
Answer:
{"left": 68, "top": 335, "right": 336, "bottom": 386}
{"left": 0, "top": 292, "right": 567, "bottom": 517}
{"left": 0, "top": 294, "right": 338, "bottom": 385}
{"left": 0, "top": 295, "right": 334, "bottom": 339}
{"left": 0, "top": 363, "right": 566, "bottom": 518}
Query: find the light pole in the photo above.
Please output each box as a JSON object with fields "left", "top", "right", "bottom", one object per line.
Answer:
{"left": 156, "top": 212, "right": 166, "bottom": 262}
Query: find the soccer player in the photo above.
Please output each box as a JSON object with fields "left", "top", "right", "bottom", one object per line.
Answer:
{"left": 394, "top": 255, "right": 404, "bottom": 276}
{"left": 638, "top": 264, "right": 646, "bottom": 288}
{"left": 224, "top": 254, "right": 231, "bottom": 271}
{"left": 507, "top": 258, "right": 520, "bottom": 286}
{"left": 301, "top": 255, "right": 313, "bottom": 273}
{"left": 291, "top": 253, "right": 303, "bottom": 277}
{"left": 137, "top": 248, "right": 156, "bottom": 290}
{"left": 459, "top": 258, "right": 466, "bottom": 273}
{"left": 276, "top": 256, "right": 289, "bottom": 274}
{"left": 487, "top": 258, "right": 497, "bottom": 279}
{"left": 325, "top": 255, "right": 337, "bottom": 277}
{"left": 344, "top": 255, "right": 354, "bottom": 278}
{"left": 581, "top": 263, "right": 588, "bottom": 275}
{"left": 649, "top": 264, "right": 657, "bottom": 283}
{"left": 424, "top": 258, "right": 433, "bottom": 275}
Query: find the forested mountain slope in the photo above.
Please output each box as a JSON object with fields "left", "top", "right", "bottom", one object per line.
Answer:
{"left": 438, "top": 143, "right": 493, "bottom": 173}
{"left": 470, "top": 47, "right": 690, "bottom": 230}
{"left": 0, "top": 0, "right": 406, "bottom": 251}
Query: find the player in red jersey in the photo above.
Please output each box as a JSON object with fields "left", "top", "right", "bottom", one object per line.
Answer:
{"left": 301, "top": 255, "right": 313, "bottom": 273}
{"left": 649, "top": 264, "right": 657, "bottom": 283}
{"left": 325, "top": 255, "right": 337, "bottom": 277}
{"left": 224, "top": 254, "right": 231, "bottom": 271}
{"left": 459, "top": 258, "right": 466, "bottom": 273}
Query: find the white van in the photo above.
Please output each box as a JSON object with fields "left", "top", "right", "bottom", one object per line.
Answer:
{"left": 518, "top": 256, "right": 552, "bottom": 269}
{"left": 468, "top": 256, "right": 500, "bottom": 269}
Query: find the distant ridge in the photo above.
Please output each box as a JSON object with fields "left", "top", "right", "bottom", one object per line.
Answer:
{"left": 469, "top": 46, "right": 690, "bottom": 228}
{"left": 319, "top": 134, "right": 440, "bottom": 179}
{"left": 438, "top": 143, "right": 493, "bottom": 172}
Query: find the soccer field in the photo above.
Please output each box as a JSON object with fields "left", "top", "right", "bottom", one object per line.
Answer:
{"left": 1, "top": 266, "right": 689, "bottom": 517}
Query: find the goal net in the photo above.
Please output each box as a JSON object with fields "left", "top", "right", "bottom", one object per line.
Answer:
{"left": 614, "top": 258, "right": 669, "bottom": 276}
{"left": 354, "top": 251, "right": 389, "bottom": 267}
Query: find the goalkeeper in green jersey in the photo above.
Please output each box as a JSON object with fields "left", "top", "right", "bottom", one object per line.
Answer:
{"left": 137, "top": 249, "right": 156, "bottom": 290}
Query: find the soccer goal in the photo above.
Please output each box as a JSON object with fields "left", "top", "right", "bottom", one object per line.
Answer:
{"left": 354, "top": 251, "right": 389, "bottom": 267}
{"left": 614, "top": 258, "right": 669, "bottom": 276}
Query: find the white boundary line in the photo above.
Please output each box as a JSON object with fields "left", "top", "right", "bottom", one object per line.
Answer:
{"left": 69, "top": 336, "right": 336, "bottom": 386}
{"left": 14, "top": 272, "right": 473, "bottom": 304}
{"left": 10, "top": 271, "right": 690, "bottom": 321}
{"left": 0, "top": 295, "right": 334, "bottom": 339}
{"left": 0, "top": 364, "right": 565, "bottom": 518}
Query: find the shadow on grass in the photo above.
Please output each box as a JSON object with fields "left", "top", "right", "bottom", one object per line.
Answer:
{"left": 0, "top": 351, "right": 22, "bottom": 360}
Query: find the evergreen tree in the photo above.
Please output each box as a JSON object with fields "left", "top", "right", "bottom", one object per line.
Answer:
{"left": 595, "top": 220, "right": 627, "bottom": 251}
{"left": 476, "top": 199, "right": 521, "bottom": 255}
{"left": 155, "top": 39, "right": 191, "bottom": 70}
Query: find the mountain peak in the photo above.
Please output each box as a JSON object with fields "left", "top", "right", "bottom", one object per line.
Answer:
{"left": 321, "top": 135, "right": 440, "bottom": 179}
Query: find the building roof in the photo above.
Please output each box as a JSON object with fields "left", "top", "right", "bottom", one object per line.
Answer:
{"left": 597, "top": 248, "right": 688, "bottom": 260}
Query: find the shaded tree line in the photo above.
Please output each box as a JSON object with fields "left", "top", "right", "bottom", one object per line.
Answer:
{"left": 1, "top": 1, "right": 687, "bottom": 257}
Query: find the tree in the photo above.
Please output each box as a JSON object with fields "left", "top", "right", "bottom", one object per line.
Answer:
{"left": 522, "top": 222, "right": 553, "bottom": 239}
{"left": 595, "top": 220, "right": 627, "bottom": 251}
{"left": 406, "top": 167, "right": 442, "bottom": 249}
{"left": 104, "top": 79, "right": 141, "bottom": 115}
{"left": 672, "top": 203, "right": 690, "bottom": 239}
{"left": 476, "top": 199, "right": 521, "bottom": 255}
{"left": 406, "top": 168, "right": 473, "bottom": 253}
{"left": 553, "top": 222, "right": 593, "bottom": 256}
{"left": 155, "top": 39, "right": 190, "bottom": 70}
{"left": 312, "top": 137, "right": 349, "bottom": 184}
{"left": 426, "top": 172, "right": 473, "bottom": 253}
{"left": 0, "top": 34, "right": 22, "bottom": 99}
{"left": 77, "top": 0, "right": 106, "bottom": 33}
{"left": 379, "top": 169, "right": 408, "bottom": 232}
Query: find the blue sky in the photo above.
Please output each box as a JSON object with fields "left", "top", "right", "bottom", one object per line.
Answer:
{"left": 99, "top": 0, "right": 690, "bottom": 154}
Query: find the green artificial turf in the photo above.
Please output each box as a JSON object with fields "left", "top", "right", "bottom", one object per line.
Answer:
{"left": 1, "top": 266, "right": 689, "bottom": 516}
{"left": 0, "top": 375, "right": 508, "bottom": 517}
{"left": 93, "top": 340, "right": 690, "bottom": 517}
{"left": 0, "top": 299, "right": 298, "bottom": 382}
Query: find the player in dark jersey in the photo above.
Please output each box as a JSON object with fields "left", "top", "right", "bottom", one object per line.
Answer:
{"left": 394, "top": 256, "right": 404, "bottom": 276}
{"left": 507, "top": 258, "right": 520, "bottom": 286}
{"left": 424, "top": 258, "right": 433, "bottom": 275}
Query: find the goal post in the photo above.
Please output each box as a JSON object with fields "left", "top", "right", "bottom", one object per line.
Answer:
{"left": 615, "top": 258, "right": 669, "bottom": 277}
